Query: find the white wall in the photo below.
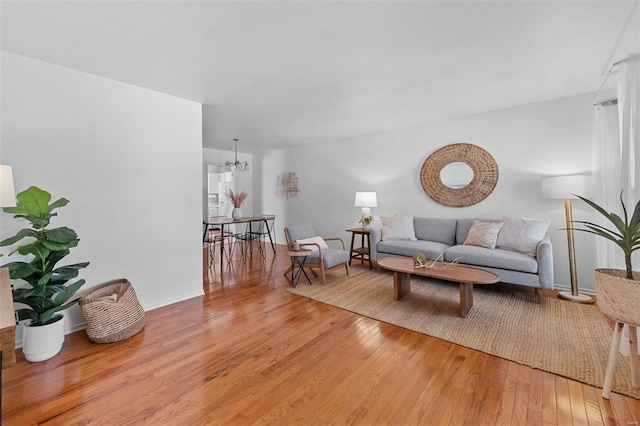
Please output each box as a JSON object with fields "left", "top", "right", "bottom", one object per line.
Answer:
{"left": 0, "top": 52, "right": 204, "bottom": 343}
{"left": 259, "top": 94, "right": 598, "bottom": 292}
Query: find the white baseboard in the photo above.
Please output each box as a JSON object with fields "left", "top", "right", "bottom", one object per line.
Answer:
{"left": 14, "top": 289, "right": 206, "bottom": 349}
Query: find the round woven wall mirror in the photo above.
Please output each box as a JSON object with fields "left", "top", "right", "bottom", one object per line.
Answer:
{"left": 420, "top": 143, "right": 499, "bottom": 207}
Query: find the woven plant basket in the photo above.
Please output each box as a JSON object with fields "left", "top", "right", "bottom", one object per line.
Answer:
{"left": 79, "top": 278, "right": 145, "bottom": 344}
{"left": 595, "top": 269, "right": 640, "bottom": 327}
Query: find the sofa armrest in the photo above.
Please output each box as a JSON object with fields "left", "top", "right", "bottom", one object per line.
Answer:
{"left": 536, "top": 236, "right": 554, "bottom": 289}
{"left": 370, "top": 229, "right": 382, "bottom": 261}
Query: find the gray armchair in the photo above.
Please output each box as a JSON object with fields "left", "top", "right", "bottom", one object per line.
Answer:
{"left": 284, "top": 224, "right": 349, "bottom": 285}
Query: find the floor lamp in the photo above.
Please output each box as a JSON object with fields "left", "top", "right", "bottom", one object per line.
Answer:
{"left": 542, "top": 175, "right": 594, "bottom": 303}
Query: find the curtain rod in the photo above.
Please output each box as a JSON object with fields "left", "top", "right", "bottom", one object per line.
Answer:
{"left": 592, "top": 55, "right": 632, "bottom": 106}
{"left": 594, "top": 98, "right": 618, "bottom": 107}
{"left": 592, "top": 53, "right": 640, "bottom": 105}
{"left": 591, "top": 0, "right": 639, "bottom": 106}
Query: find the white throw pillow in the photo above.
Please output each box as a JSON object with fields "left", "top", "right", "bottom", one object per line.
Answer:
{"left": 496, "top": 216, "right": 551, "bottom": 256}
{"left": 380, "top": 216, "right": 417, "bottom": 241}
{"left": 296, "top": 236, "right": 329, "bottom": 252}
{"left": 463, "top": 221, "right": 503, "bottom": 249}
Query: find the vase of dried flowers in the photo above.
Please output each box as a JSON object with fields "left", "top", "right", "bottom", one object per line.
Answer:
{"left": 226, "top": 190, "right": 248, "bottom": 220}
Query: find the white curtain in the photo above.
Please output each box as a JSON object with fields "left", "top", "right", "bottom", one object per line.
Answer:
{"left": 593, "top": 53, "right": 640, "bottom": 270}
{"left": 617, "top": 53, "right": 640, "bottom": 271}
{"left": 592, "top": 102, "right": 621, "bottom": 268}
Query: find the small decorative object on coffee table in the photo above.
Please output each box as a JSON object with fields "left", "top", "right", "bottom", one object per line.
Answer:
{"left": 377, "top": 257, "right": 499, "bottom": 317}
{"left": 413, "top": 253, "right": 427, "bottom": 268}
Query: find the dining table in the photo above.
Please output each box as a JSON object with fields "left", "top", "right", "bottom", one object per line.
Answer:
{"left": 202, "top": 216, "right": 276, "bottom": 272}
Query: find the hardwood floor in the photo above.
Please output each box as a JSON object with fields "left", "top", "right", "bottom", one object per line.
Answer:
{"left": 2, "top": 244, "right": 639, "bottom": 425}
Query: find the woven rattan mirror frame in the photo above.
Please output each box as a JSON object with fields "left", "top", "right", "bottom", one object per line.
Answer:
{"left": 420, "top": 143, "right": 498, "bottom": 207}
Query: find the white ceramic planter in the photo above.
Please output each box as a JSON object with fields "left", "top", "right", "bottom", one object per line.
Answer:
{"left": 232, "top": 208, "right": 242, "bottom": 220}
{"left": 22, "top": 314, "right": 65, "bottom": 362}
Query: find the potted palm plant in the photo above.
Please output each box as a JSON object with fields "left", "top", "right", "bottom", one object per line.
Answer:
{"left": 572, "top": 193, "right": 639, "bottom": 398}
{"left": 572, "top": 193, "right": 638, "bottom": 309}
{"left": 0, "top": 186, "right": 89, "bottom": 362}
{"left": 572, "top": 193, "right": 639, "bottom": 271}
{"left": 574, "top": 193, "right": 639, "bottom": 310}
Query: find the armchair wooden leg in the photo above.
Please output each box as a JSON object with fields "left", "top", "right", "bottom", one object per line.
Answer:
{"left": 344, "top": 263, "right": 349, "bottom": 276}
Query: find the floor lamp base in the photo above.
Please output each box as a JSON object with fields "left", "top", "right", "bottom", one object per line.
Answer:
{"left": 558, "top": 290, "right": 595, "bottom": 304}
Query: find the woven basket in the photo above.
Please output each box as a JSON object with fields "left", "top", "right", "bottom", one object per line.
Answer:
{"left": 595, "top": 269, "right": 640, "bottom": 327}
{"left": 79, "top": 278, "right": 145, "bottom": 344}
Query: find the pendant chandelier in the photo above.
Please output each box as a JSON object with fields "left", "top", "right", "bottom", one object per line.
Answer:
{"left": 223, "top": 138, "right": 249, "bottom": 172}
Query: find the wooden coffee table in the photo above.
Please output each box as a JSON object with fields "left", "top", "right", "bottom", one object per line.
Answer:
{"left": 377, "top": 257, "right": 499, "bottom": 317}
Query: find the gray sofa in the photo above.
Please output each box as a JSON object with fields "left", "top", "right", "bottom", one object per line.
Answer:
{"left": 370, "top": 217, "right": 554, "bottom": 297}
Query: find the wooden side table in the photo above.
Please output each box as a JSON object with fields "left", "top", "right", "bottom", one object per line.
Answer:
{"left": 287, "top": 249, "right": 313, "bottom": 288}
{"left": 346, "top": 228, "right": 372, "bottom": 269}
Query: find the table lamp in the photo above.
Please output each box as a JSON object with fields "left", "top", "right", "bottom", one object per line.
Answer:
{"left": 354, "top": 192, "right": 377, "bottom": 217}
{"left": 541, "top": 174, "right": 593, "bottom": 303}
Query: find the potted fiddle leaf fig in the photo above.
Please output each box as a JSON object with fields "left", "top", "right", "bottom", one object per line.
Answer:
{"left": 0, "top": 186, "right": 89, "bottom": 362}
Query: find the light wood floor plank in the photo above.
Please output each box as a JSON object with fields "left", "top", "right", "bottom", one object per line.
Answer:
{"left": 495, "top": 362, "right": 520, "bottom": 425}
{"left": 568, "top": 379, "right": 589, "bottom": 425}
{"left": 526, "top": 368, "right": 543, "bottom": 425}
{"left": 542, "top": 371, "right": 558, "bottom": 425}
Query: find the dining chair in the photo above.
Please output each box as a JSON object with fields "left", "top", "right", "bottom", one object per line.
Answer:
{"left": 248, "top": 214, "right": 276, "bottom": 258}
{"left": 203, "top": 216, "right": 235, "bottom": 272}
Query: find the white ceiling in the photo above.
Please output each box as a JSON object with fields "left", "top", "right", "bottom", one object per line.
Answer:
{"left": 1, "top": 1, "right": 639, "bottom": 153}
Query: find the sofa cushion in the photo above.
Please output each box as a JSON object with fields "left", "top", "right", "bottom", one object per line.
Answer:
{"left": 443, "top": 245, "right": 539, "bottom": 274}
{"left": 496, "top": 216, "right": 551, "bottom": 257}
{"left": 306, "top": 249, "right": 350, "bottom": 267}
{"left": 455, "top": 218, "right": 502, "bottom": 244}
{"left": 413, "top": 217, "right": 456, "bottom": 245}
{"left": 381, "top": 215, "right": 417, "bottom": 240}
{"left": 463, "top": 221, "right": 503, "bottom": 249}
{"left": 377, "top": 240, "right": 450, "bottom": 261}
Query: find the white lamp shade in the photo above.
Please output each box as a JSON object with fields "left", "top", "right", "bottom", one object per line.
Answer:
{"left": 0, "top": 165, "right": 16, "bottom": 207}
{"left": 354, "top": 192, "right": 378, "bottom": 208}
{"left": 541, "top": 175, "right": 591, "bottom": 200}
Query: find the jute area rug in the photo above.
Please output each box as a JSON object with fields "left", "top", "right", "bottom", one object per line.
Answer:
{"left": 287, "top": 268, "right": 639, "bottom": 399}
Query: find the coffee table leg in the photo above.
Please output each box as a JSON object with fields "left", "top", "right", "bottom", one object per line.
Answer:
{"left": 459, "top": 282, "right": 474, "bottom": 317}
{"left": 393, "top": 271, "right": 411, "bottom": 300}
